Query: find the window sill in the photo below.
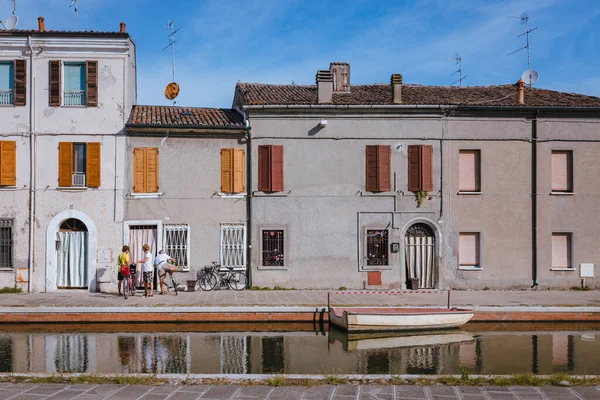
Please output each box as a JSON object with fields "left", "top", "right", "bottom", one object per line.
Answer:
{"left": 550, "top": 192, "right": 574, "bottom": 196}
{"left": 457, "top": 191, "right": 483, "bottom": 195}
{"left": 129, "top": 192, "right": 163, "bottom": 199}
{"left": 459, "top": 266, "right": 482, "bottom": 271}
{"left": 0, "top": 268, "right": 14, "bottom": 272}
{"left": 257, "top": 265, "right": 288, "bottom": 271}
{"left": 61, "top": 105, "right": 87, "bottom": 108}
{"left": 0, "top": 104, "right": 15, "bottom": 107}
{"left": 362, "top": 266, "right": 393, "bottom": 271}
{"left": 217, "top": 193, "right": 246, "bottom": 199}
{"left": 57, "top": 186, "right": 89, "bottom": 191}
{"left": 0, "top": 186, "right": 18, "bottom": 190}
{"left": 550, "top": 268, "right": 575, "bottom": 271}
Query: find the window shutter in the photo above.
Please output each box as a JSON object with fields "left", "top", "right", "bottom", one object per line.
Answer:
{"left": 459, "top": 233, "right": 479, "bottom": 266}
{"left": 221, "top": 148, "right": 233, "bottom": 193}
{"left": 13, "top": 60, "right": 26, "bottom": 106}
{"left": 58, "top": 142, "right": 73, "bottom": 187}
{"left": 459, "top": 150, "right": 480, "bottom": 192}
{"left": 86, "top": 142, "right": 101, "bottom": 187}
{"left": 233, "top": 148, "right": 245, "bottom": 193}
{"left": 0, "top": 141, "right": 16, "bottom": 186}
{"left": 407, "top": 145, "right": 421, "bottom": 192}
{"left": 365, "top": 145, "right": 379, "bottom": 192}
{"left": 552, "top": 233, "right": 571, "bottom": 268}
{"left": 552, "top": 151, "right": 571, "bottom": 192}
{"left": 258, "top": 145, "right": 271, "bottom": 192}
{"left": 271, "top": 145, "right": 284, "bottom": 192}
{"left": 49, "top": 61, "right": 62, "bottom": 106}
{"left": 377, "top": 145, "right": 391, "bottom": 192}
{"left": 133, "top": 148, "right": 146, "bottom": 193}
{"left": 85, "top": 60, "right": 98, "bottom": 107}
{"left": 421, "top": 145, "right": 433, "bottom": 192}
{"left": 146, "top": 148, "right": 159, "bottom": 193}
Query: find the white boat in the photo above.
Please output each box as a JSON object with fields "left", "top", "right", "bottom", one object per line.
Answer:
{"left": 329, "top": 307, "right": 475, "bottom": 332}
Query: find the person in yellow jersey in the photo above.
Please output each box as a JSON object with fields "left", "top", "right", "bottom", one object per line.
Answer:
{"left": 117, "top": 245, "right": 130, "bottom": 295}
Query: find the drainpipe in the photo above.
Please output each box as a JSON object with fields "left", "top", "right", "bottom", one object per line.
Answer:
{"left": 531, "top": 110, "right": 538, "bottom": 288}
{"left": 27, "top": 36, "right": 36, "bottom": 293}
{"left": 245, "top": 121, "right": 252, "bottom": 287}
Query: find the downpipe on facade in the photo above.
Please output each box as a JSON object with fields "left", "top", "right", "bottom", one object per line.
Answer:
{"left": 531, "top": 110, "right": 539, "bottom": 288}
{"left": 27, "top": 36, "right": 37, "bottom": 292}
{"left": 244, "top": 120, "right": 252, "bottom": 288}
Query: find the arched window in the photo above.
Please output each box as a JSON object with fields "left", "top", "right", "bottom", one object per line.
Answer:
{"left": 59, "top": 218, "right": 88, "bottom": 232}
{"left": 405, "top": 223, "right": 434, "bottom": 238}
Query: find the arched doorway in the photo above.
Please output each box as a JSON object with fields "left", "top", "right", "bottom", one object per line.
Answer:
{"left": 56, "top": 218, "right": 88, "bottom": 288}
{"left": 405, "top": 223, "right": 436, "bottom": 289}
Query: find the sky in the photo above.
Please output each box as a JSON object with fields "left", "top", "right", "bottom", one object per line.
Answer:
{"left": 2, "top": 0, "right": 600, "bottom": 108}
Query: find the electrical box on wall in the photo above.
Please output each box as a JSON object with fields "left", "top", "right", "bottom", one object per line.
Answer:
{"left": 390, "top": 243, "right": 400, "bottom": 253}
{"left": 580, "top": 263, "right": 594, "bottom": 277}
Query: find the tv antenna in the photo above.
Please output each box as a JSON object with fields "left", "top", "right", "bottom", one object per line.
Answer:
{"left": 508, "top": 12, "right": 537, "bottom": 70}
{"left": 70, "top": 0, "right": 79, "bottom": 30}
{"left": 0, "top": 0, "right": 19, "bottom": 30}
{"left": 446, "top": 54, "right": 468, "bottom": 86}
{"left": 162, "top": 20, "right": 181, "bottom": 105}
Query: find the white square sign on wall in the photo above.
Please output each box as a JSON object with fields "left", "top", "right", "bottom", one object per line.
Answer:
{"left": 580, "top": 263, "right": 595, "bottom": 278}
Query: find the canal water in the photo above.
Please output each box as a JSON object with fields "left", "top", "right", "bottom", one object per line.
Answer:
{"left": 0, "top": 323, "right": 599, "bottom": 375}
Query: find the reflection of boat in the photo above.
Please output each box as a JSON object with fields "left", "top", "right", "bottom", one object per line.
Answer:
{"left": 329, "top": 307, "right": 474, "bottom": 332}
{"left": 329, "top": 328, "right": 475, "bottom": 352}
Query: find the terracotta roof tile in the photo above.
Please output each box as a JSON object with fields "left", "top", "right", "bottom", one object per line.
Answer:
{"left": 0, "top": 29, "right": 129, "bottom": 37}
{"left": 127, "top": 105, "right": 245, "bottom": 129}
{"left": 236, "top": 82, "right": 600, "bottom": 108}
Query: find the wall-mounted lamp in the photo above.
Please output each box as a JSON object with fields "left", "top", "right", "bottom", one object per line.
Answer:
{"left": 319, "top": 119, "right": 328, "bottom": 128}
{"left": 55, "top": 240, "right": 61, "bottom": 251}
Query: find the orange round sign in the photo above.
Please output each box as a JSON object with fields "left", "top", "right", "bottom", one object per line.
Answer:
{"left": 164, "top": 82, "right": 180, "bottom": 100}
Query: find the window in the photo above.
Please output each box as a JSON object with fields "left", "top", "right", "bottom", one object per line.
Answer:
{"left": 459, "top": 150, "right": 481, "bottom": 192}
{"left": 221, "top": 148, "right": 245, "bottom": 194}
{"left": 262, "top": 230, "right": 284, "bottom": 266}
{"left": 220, "top": 223, "right": 246, "bottom": 268}
{"left": 0, "top": 141, "right": 16, "bottom": 186}
{"left": 163, "top": 224, "right": 190, "bottom": 270}
{"left": 0, "top": 219, "right": 13, "bottom": 268}
{"left": 408, "top": 145, "right": 433, "bottom": 192}
{"left": 0, "top": 62, "right": 13, "bottom": 105}
{"left": 58, "top": 142, "right": 101, "bottom": 188}
{"left": 258, "top": 145, "right": 284, "bottom": 193}
{"left": 365, "top": 145, "right": 391, "bottom": 192}
{"left": 551, "top": 151, "right": 573, "bottom": 193}
{"left": 367, "top": 229, "right": 388, "bottom": 266}
{"left": 459, "top": 233, "right": 480, "bottom": 268}
{"left": 49, "top": 60, "right": 97, "bottom": 107}
{"left": 133, "top": 148, "right": 159, "bottom": 193}
{"left": 552, "top": 233, "right": 572, "bottom": 269}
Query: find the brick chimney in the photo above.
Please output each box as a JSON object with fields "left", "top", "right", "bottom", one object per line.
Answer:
{"left": 516, "top": 79, "right": 525, "bottom": 105}
{"left": 38, "top": 16, "right": 45, "bottom": 32}
{"left": 329, "top": 62, "right": 350, "bottom": 92}
{"left": 391, "top": 74, "right": 403, "bottom": 104}
{"left": 120, "top": 22, "right": 126, "bottom": 33}
{"left": 316, "top": 70, "right": 334, "bottom": 104}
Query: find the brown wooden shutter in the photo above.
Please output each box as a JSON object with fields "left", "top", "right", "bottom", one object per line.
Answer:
{"left": 421, "top": 145, "right": 433, "bottom": 192}
{"left": 13, "top": 60, "right": 26, "bottom": 106}
{"left": 86, "top": 60, "right": 98, "bottom": 107}
{"left": 0, "top": 141, "right": 16, "bottom": 186}
{"left": 221, "top": 148, "right": 233, "bottom": 193}
{"left": 407, "top": 145, "right": 421, "bottom": 192}
{"left": 258, "top": 145, "right": 271, "bottom": 192}
{"left": 58, "top": 142, "right": 73, "bottom": 187}
{"left": 86, "top": 142, "right": 101, "bottom": 187}
{"left": 378, "top": 145, "right": 391, "bottom": 192}
{"left": 133, "top": 148, "right": 146, "bottom": 193}
{"left": 49, "top": 61, "right": 62, "bottom": 106}
{"left": 271, "top": 145, "right": 284, "bottom": 192}
{"left": 146, "top": 148, "right": 159, "bottom": 193}
{"left": 233, "top": 148, "right": 245, "bottom": 193}
{"left": 365, "top": 145, "right": 379, "bottom": 192}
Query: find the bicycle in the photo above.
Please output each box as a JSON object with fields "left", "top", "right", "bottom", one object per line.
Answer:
{"left": 164, "top": 268, "right": 180, "bottom": 295}
{"left": 122, "top": 263, "right": 136, "bottom": 299}
{"left": 197, "top": 261, "right": 247, "bottom": 291}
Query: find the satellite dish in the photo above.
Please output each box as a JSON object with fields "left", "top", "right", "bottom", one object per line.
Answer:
{"left": 164, "top": 82, "right": 180, "bottom": 100}
{"left": 3, "top": 15, "right": 18, "bottom": 30}
{"left": 521, "top": 69, "right": 539, "bottom": 86}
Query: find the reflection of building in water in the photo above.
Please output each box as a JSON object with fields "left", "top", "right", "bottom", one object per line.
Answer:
{"left": 0, "top": 335, "right": 12, "bottom": 372}
{"left": 117, "top": 335, "right": 190, "bottom": 374}
{"left": 220, "top": 335, "right": 248, "bottom": 374}
{"left": 46, "top": 335, "right": 95, "bottom": 373}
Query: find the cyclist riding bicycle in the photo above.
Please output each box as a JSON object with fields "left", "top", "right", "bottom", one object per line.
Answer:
{"left": 154, "top": 250, "right": 178, "bottom": 295}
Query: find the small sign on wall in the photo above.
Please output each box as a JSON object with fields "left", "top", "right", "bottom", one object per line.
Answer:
{"left": 580, "top": 263, "right": 594, "bottom": 278}
{"left": 97, "top": 249, "right": 112, "bottom": 264}
{"left": 390, "top": 243, "right": 400, "bottom": 253}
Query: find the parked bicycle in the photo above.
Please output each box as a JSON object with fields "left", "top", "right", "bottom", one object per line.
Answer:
{"left": 197, "top": 261, "right": 247, "bottom": 291}
{"left": 164, "top": 267, "right": 180, "bottom": 295}
{"left": 122, "top": 263, "right": 137, "bottom": 299}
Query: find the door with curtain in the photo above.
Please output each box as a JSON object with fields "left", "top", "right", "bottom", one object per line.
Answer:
{"left": 128, "top": 225, "right": 158, "bottom": 287}
{"left": 57, "top": 218, "right": 88, "bottom": 288}
{"left": 404, "top": 223, "right": 436, "bottom": 289}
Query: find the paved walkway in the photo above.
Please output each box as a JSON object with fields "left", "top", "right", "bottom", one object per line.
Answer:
{"left": 0, "top": 383, "right": 599, "bottom": 400}
{"left": 1, "top": 290, "right": 599, "bottom": 308}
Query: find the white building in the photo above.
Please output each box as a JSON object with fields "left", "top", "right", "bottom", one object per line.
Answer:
{"left": 0, "top": 18, "right": 136, "bottom": 292}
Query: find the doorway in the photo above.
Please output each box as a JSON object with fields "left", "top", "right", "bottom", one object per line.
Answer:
{"left": 128, "top": 225, "right": 158, "bottom": 287}
{"left": 404, "top": 223, "right": 436, "bottom": 289}
{"left": 56, "top": 218, "right": 88, "bottom": 288}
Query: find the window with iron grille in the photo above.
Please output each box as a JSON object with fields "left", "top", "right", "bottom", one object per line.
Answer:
{"left": 220, "top": 224, "right": 246, "bottom": 268}
{"left": 262, "top": 230, "right": 284, "bottom": 266}
{"left": 163, "top": 224, "right": 190, "bottom": 270}
{"left": 0, "top": 219, "right": 14, "bottom": 268}
{"left": 367, "top": 229, "right": 388, "bottom": 266}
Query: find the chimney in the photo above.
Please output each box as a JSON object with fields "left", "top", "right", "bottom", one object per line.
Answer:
{"left": 316, "top": 70, "right": 334, "bottom": 104}
{"left": 391, "top": 74, "right": 403, "bottom": 104}
{"left": 516, "top": 79, "right": 525, "bottom": 105}
{"left": 38, "top": 16, "right": 45, "bottom": 32}
{"left": 329, "top": 62, "right": 350, "bottom": 92}
{"left": 120, "top": 22, "right": 126, "bottom": 33}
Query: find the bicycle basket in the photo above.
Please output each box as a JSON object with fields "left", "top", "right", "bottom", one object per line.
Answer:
{"left": 129, "top": 263, "right": 137, "bottom": 275}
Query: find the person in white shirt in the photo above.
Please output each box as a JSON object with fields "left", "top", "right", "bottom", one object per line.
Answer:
{"left": 134, "top": 244, "right": 154, "bottom": 297}
{"left": 154, "top": 250, "right": 178, "bottom": 295}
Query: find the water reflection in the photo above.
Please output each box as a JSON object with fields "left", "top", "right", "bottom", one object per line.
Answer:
{"left": 0, "top": 327, "right": 598, "bottom": 375}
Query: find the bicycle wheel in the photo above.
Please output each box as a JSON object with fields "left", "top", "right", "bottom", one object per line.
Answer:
{"left": 197, "top": 272, "right": 218, "bottom": 291}
{"left": 123, "top": 278, "right": 129, "bottom": 299}
{"left": 228, "top": 272, "right": 248, "bottom": 291}
{"left": 172, "top": 275, "right": 178, "bottom": 295}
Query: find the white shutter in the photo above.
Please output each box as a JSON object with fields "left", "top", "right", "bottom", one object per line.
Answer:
{"left": 552, "top": 233, "right": 571, "bottom": 268}
{"left": 551, "top": 151, "right": 571, "bottom": 192}
{"left": 459, "top": 150, "right": 480, "bottom": 192}
{"left": 459, "top": 233, "right": 479, "bottom": 266}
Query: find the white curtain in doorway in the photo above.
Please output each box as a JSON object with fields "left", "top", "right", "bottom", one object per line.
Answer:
{"left": 128, "top": 227, "right": 157, "bottom": 286}
{"left": 404, "top": 236, "right": 435, "bottom": 288}
{"left": 57, "top": 232, "right": 87, "bottom": 288}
